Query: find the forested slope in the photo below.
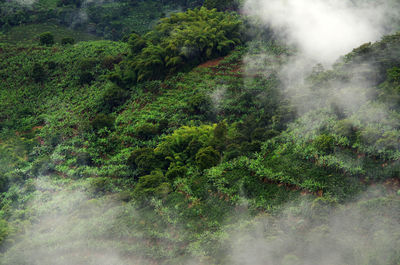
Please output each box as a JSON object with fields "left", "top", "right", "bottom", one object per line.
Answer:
{"left": 0, "top": 3, "right": 399, "bottom": 265}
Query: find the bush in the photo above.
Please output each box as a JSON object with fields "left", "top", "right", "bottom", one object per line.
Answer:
{"left": 46, "top": 61, "right": 57, "bottom": 70}
{"left": 30, "top": 156, "right": 54, "bottom": 176}
{"left": 79, "top": 72, "right": 94, "bottom": 85}
{"left": 187, "top": 93, "right": 212, "bottom": 115}
{"left": 195, "top": 146, "right": 221, "bottom": 170}
{"left": 90, "top": 177, "right": 112, "bottom": 194}
{"left": 223, "top": 143, "right": 241, "bottom": 161}
{"left": 128, "top": 148, "right": 160, "bottom": 175}
{"left": 165, "top": 166, "right": 187, "bottom": 180}
{"left": 313, "top": 134, "right": 335, "bottom": 153}
{"left": 133, "top": 170, "right": 170, "bottom": 198}
{"left": 79, "top": 58, "right": 98, "bottom": 72}
{"left": 0, "top": 219, "right": 10, "bottom": 245}
{"left": 91, "top": 113, "right": 115, "bottom": 131}
{"left": 76, "top": 152, "right": 93, "bottom": 166}
{"left": 158, "top": 118, "right": 169, "bottom": 133}
{"left": 99, "top": 85, "right": 129, "bottom": 113}
{"left": 387, "top": 67, "right": 400, "bottom": 84}
{"left": 61, "top": 37, "right": 75, "bottom": 45}
{"left": 31, "top": 63, "right": 45, "bottom": 83}
{"left": 0, "top": 175, "right": 8, "bottom": 193}
{"left": 334, "top": 119, "right": 357, "bottom": 140}
{"left": 101, "top": 55, "right": 122, "bottom": 70}
{"left": 39, "top": 32, "right": 54, "bottom": 46}
{"left": 134, "top": 123, "right": 159, "bottom": 140}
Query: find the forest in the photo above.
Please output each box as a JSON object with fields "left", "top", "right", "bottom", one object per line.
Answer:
{"left": 0, "top": 0, "right": 399, "bottom": 264}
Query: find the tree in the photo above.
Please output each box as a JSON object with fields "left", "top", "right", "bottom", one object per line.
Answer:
{"left": 195, "top": 146, "right": 220, "bottom": 170}
{"left": 113, "top": 7, "right": 242, "bottom": 85}
{"left": 39, "top": 32, "right": 54, "bottom": 46}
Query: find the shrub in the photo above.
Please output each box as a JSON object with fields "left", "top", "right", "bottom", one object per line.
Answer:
{"left": 31, "top": 63, "right": 45, "bottom": 83}
{"left": 39, "top": 32, "right": 54, "bottom": 46}
{"left": 30, "top": 156, "right": 54, "bottom": 176}
{"left": 79, "top": 58, "right": 97, "bottom": 72}
{"left": 185, "top": 138, "right": 203, "bottom": 157}
{"left": 0, "top": 219, "right": 10, "bottom": 245}
{"left": 0, "top": 175, "right": 8, "bottom": 193}
{"left": 313, "top": 134, "right": 335, "bottom": 153}
{"left": 91, "top": 113, "right": 115, "bottom": 131}
{"left": 101, "top": 55, "right": 122, "bottom": 70}
{"left": 76, "top": 152, "right": 93, "bottom": 166}
{"left": 195, "top": 146, "right": 220, "bottom": 170}
{"left": 61, "top": 37, "right": 75, "bottom": 45}
{"left": 99, "top": 85, "right": 129, "bottom": 113}
{"left": 187, "top": 93, "right": 212, "bottom": 115}
{"left": 224, "top": 143, "right": 241, "bottom": 161}
{"left": 90, "top": 177, "right": 112, "bottom": 194}
{"left": 46, "top": 61, "right": 57, "bottom": 70}
{"left": 387, "top": 67, "right": 400, "bottom": 84}
{"left": 79, "top": 72, "right": 94, "bottom": 85}
{"left": 134, "top": 123, "right": 159, "bottom": 140}
{"left": 251, "top": 127, "right": 267, "bottom": 141}
{"left": 133, "top": 170, "right": 170, "bottom": 198}
{"left": 334, "top": 119, "right": 357, "bottom": 140}
{"left": 158, "top": 118, "right": 169, "bottom": 133}
{"left": 165, "top": 165, "right": 187, "bottom": 180}
{"left": 128, "top": 148, "right": 160, "bottom": 175}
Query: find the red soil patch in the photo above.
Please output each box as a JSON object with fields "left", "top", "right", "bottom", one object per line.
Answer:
{"left": 198, "top": 57, "right": 225, "bottom": 68}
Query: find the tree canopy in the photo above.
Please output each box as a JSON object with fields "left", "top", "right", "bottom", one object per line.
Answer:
{"left": 112, "top": 7, "right": 242, "bottom": 85}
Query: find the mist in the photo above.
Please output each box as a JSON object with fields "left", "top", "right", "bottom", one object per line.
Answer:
{"left": 225, "top": 189, "right": 400, "bottom": 265}
{"left": 0, "top": 177, "right": 143, "bottom": 265}
{"left": 243, "top": 0, "right": 399, "bottom": 65}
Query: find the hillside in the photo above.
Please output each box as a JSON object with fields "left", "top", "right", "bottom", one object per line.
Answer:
{"left": 0, "top": 1, "right": 399, "bottom": 265}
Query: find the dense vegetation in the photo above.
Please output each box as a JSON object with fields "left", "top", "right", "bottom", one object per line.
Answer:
{"left": 0, "top": 1, "right": 399, "bottom": 265}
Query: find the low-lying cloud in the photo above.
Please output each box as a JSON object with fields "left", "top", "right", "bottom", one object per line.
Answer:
{"left": 243, "top": 0, "right": 397, "bottom": 65}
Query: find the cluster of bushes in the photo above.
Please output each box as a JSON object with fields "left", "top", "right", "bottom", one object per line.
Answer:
{"left": 128, "top": 119, "right": 286, "bottom": 202}
{"left": 110, "top": 7, "right": 242, "bottom": 86}
{"left": 0, "top": 4, "right": 59, "bottom": 30}
{"left": 37, "top": 32, "right": 75, "bottom": 46}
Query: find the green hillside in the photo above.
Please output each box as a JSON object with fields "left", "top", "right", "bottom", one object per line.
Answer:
{"left": 0, "top": 2, "right": 399, "bottom": 265}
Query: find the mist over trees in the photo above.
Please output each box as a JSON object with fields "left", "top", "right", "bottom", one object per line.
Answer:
{"left": 0, "top": 0, "right": 399, "bottom": 264}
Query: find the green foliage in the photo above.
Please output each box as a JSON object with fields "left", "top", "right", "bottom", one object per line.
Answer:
{"left": 31, "top": 63, "right": 45, "bottom": 83}
{"left": 2, "top": 25, "right": 400, "bottom": 265}
{"left": 91, "top": 113, "right": 115, "bottom": 131}
{"left": 99, "top": 85, "right": 129, "bottom": 113}
{"left": 0, "top": 219, "right": 10, "bottom": 245}
{"left": 38, "top": 31, "right": 54, "bottom": 46}
{"left": 134, "top": 123, "right": 159, "bottom": 140}
{"left": 61, "top": 37, "right": 75, "bottom": 45}
{"left": 203, "top": 0, "right": 236, "bottom": 11}
{"left": 115, "top": 7, "right": 242, "bottom": 84}
{"left": 165, "top": 165, "right": 187, "bottom": 180}
{"left": 386, "top": 67, "right": 400, "bottom": 84}
{"left": 133, "top": 170, "right": 171, "bottom": 199}
{"left": 128, "top": 147, "right": 160, "bottom": 175}
{"left": 78, "top": 72, "right": 94, "bottom": 85}
{"left": 195, "top": 146, "right": 221, "bottom": 170}
{"left": 101, "top": 55, "right": 122, "bottom": 70}
{"left": 313, "top": 134, "right": 335, "bottom": 153}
